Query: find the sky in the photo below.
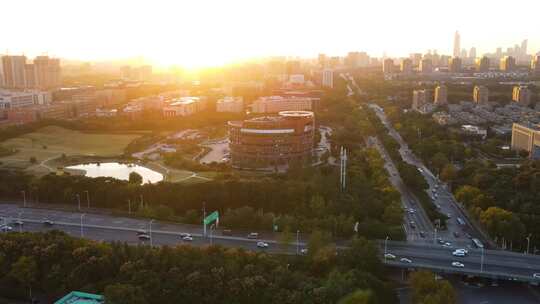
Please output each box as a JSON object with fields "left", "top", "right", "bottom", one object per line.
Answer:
{"left": 1, "top": 0, "right": 538, "bottom": 68}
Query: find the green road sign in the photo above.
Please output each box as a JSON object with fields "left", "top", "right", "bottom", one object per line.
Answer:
{"left": 204, "top": 211, "right": 219, "bottom": 225}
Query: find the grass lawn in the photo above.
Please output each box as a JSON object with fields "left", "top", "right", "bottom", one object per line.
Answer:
{"left": 0, "top": 126, "right": 141, "bottom": 173}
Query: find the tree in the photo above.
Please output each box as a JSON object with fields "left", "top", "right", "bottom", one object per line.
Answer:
{"left": 9, "top": 256, "right": 38, "bottom": 300}
{"left": 104, "top": 283, "right": 148, "bottom": 304}
{"left": 430, "top": 152, "right": 449, "bottom": 174}
{"left": 440, "top": 164, "right": 457, "bottom": 184}
{"left": 410, "top": 270, "right": 456, "bottom": 304}
{"left": 29, "top": 156, "right": 37, "bottom": 164}
{"left": 129, "top": 171, "right": 143, "bottom": 185}
{"left": 338, "top": 289, "right": 374, "bottom": 304}
{"left": 278, "top": 227, "right": 293, "bottom": 251}
{"left": 479, "top": 207, "right": 525, "bottom": 243}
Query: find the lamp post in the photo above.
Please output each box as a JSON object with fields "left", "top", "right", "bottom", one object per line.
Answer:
{"left": 76, "top": 194, "right": 81, "bottom": 211}
{"left": 296, "top": 230, "right": 300, "bottom": 255}
{"left": 526, "top": 234, "right": 532, "bottom": 255}
{"left": 210, "top": 224, "right": 215, "bottom": 245}
{"left": 149, "top": 219, "right": 155, "bottom": 246}
{"left": 384, "top": 236, "right": 389, "bottom": 263}
{"left": 21, "top": 191, "right": 26, "bottom": 207}
{"left": 18, "top": 211, "right": 23, "bottom": 233}
{"left": 480, "top": 247, "right": 485, "bottom": 273}
{"left": 80, "top": 214, "right": 85, "bottom": 238}
{"left": 84, "top": 190, "right": 90, "bottom": 208}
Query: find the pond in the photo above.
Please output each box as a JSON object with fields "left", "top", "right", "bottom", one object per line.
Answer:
{"left": 66, "top": 162, "right": 164, "bottom": 184}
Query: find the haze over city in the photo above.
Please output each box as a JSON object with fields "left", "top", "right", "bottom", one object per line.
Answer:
{"left": 2, "top": 0, "right": 539, "bottom": 68}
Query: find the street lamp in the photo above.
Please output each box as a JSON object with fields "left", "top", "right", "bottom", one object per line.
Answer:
{"left": 84, "top": 190, "right": 90, "bottom": 209}
{"left": 18, "top": 211, "right": 23, "bottom": 233}
{"left": 76, "top": 194, "right": 81, "bottom": 211}
{"left": 21, "top": 191, "right": 26, "bottom": 207}
{"left": 296, "top": 230, "right": 300, "bottom": 255}
{"left": 80, "top": 214, "right": 85, "bottom": 237}
{"left": 526, "top": 234, "right": 532, "bottom": 255}
{"left": 210, "top": 224, "right": 215, "bottom": 245}
{"left": 149, "top": 219, "right": 155, "bottom": 246}
{"left": 480, "top": 247, "right": 485, "bottom": 273}
{"left": 384, "top": 236, "right": 390, "bottom": 263}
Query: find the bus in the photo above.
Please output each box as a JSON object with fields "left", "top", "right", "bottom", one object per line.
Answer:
{"left": 472, "top": 238, "right": 484, "bottom": 249}
{"left": 456, "top": 217, "right": 465, "bottom": 226}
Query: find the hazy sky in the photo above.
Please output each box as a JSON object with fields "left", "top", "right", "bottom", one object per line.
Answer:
{"left": 1, "top": 0, "right": 538, "bottom": 67}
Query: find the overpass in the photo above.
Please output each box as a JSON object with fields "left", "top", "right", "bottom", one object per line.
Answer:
{"left": 380, "top": 240, "right": 540, "bottom": 284}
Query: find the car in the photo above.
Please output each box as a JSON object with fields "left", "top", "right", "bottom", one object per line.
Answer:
{"left": 436, "top": 204, "right": 441, "bottom": 209}
{"left": 182, "top": 236, "right": 193, "bottom": 241}
{"left": 452, "top": 262, "right": 465, "bottom": 268}
{"left": 138, "top": 234, "right": 151, "bottom": 240}
{"left": 465, "top": 233, "right": 472, "bottom": 239}
{"left": 408, "top": 209, "right": 415, "bottom": 214}
{"left": 42, "top": 219, "right": 54, "bottom": 225}
{"left": 443, "top": 242, "right": 452, "bottom": 247}
{"left": 179, "top": 232, "right": 192, "bottom": 238}
{"left": 455, "top": 248, "right": 469, "bottom": 254}
{"left": 533, "top": 273, "right": 540, "bottom": 279}
{"left": 247, "top": 232, "right": 259, "bottom": 239}
{"left": 300, "top": 248, "right": 308, "bottom": 255}
{"left": 452, "top": 250, "right": 466, "bottom": 257}
{"left": 453, "top": 231, "right": 460, "bottom": 238}
{"left": 12, "top": 220, "right": 24, "bottom": 226}
{"left": 256, "top": 241, "right": 269, "bottom": 248}
{"left": 137, "top": 229, "right": 148, "bottom": 235}
{"left": 446, "top": 213, "right": 452, "bottom": 219}
{"left": 437, "top": 238, "right": 444, "bottom": 244}
{"left": 0, "top": 225, "right": 13, "bottom": 232}
{"left": 400, "top": 258, "right": 413, "bottom": 263}
{"left": 384, "top": 253, "right": 396, "bottom": 260}
{"left": 419, "top": 231, "right": 426, "bottom": 238}
{"left": 409, "top": 221, "right": 416, "bottom": 229}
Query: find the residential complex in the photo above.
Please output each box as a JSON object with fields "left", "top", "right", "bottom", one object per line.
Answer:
{"left": 511, "top": 123, "right": 540, "bottom": 159}
{"left": 473, "top": 85, "right": 489, "bottom": 104}
{"left": 500, "top": 56, "right": 516, "bottom": 72}
{"left": 228, "top": 111, "right": 314, "bottom": 168}
{"left": 512, "top": 86, "right": 531, "bottom": 107}
{"left": 434, "top": 85, "right": 447, "bottom": 105}
{"left": 251, "top": 96, "right": 313, "bottom": 113}
{"left": 383, "top": 58, "right": 394, "bottom": 73}
{"left": 163, "top": 97, "right": 207, "bottom": 117}
{"left": 216, "top": 96, "right": 244, "bottom": 113}
{"left": 1, "top": 55, "right": 61, "bottom": 89}
{"left": 322, "top": 68, "right": 334, "bottom": 88}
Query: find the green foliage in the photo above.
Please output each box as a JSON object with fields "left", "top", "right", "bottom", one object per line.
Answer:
{"left": 410, "top": 271, "right": 456, "bottom": 304}
{"left": 0, "top": 231, "right": 396, "bottom": 304}
{"left": 338, "top": 289, "right": 374, "bottom": 304}
{"left": 128, "top": 172, "right": 143, "bottom": 185}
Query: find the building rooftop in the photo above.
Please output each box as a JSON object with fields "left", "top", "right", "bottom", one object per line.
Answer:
{"left": 54, "top": 291, "right": 104, "bottom": 304}
{"left": 168, "top": 96, "right": 200, "bottom": 106}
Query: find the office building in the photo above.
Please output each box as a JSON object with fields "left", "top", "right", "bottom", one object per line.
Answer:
{"left": 469, "top": 47, "right": 477, "bottom": 60}
{"left": 322, "top": 68, "right": 334, "bottom": 88}
{"left": 434, "top": 85, "right": 448, "bottom": 105}
{"left": 0, "top": 90, "right": 51, "bottom": 109}
{"left": 400, "top": 58, "right": 413, "bottom": 74}
{"left": 511, "top": 123, "right": 540, "bottom": 159}
{"left": 500, "top": 56, "right": 516, "bottom": 71}
{"left": 383, "top": 58, "right": 394, "bottom": 73}
{"left": 419, "top": 59, "right": 433, "bottom": 73}
{"left": 163, "top": 97, "right": 206, "bottom": 117}
{"left": 1, "top": 55, "right": 27, "bottom": 88}
{"left": 512, "top": 86, "right": 531, "bottom": 107}
{"left": 473, "top": 85, "right": 489, "bottom": 104}
{"left": 412, "top": 89, "right": 430, "bottom": 110}
{"left": 228, "top": 111, "right": 314, "bottom": 169}
{"left": 453, "top": 31, "right": 461, "bottom": 58}
{"left": 531, "top": 55, "right": 540, "bottom": 73}
{"left": 216, "top": 96, "right": 244, "bottom": 113}
{"left": 251, "top": 96, "right": 313, "bottom": 113}
{"left": 448, "top": 57, "right": 462, "bottom": 73}
{"left": 476, "top": 56, "right": 490, "bottom": 72}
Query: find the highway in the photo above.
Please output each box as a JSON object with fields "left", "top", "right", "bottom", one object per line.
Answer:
{"left": 368, "top": 104, "right": 485, "bottom": 247}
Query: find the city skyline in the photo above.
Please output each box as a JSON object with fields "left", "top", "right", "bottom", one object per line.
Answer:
{"left": 1, "top": 0, "right": 539, "bottom": 68}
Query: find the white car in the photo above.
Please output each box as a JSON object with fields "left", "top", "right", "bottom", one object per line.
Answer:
{"left": 12, "top": 220, "right": 24, "bottom": 226}
{"left": 452, "top": 261, "right": 465, "bottom": 268}
{"left": 400, "top": 258, "right": 412, "bottom": 263}
{"left": 455, "top": 248, "right": 469, "bottom": 254}
{"left": 138, "top": 234, "right": 151, "bottom": 240}
{"left": 256, "top": 241, "right": 269, "bottom": 248}
{"left": 0, "top": 225, "right": 13, "bottom": 232}
{"left": 182, "top": 236, "right": 193, "bottom": 242}
{"left": 452, "top": 250, "right": 466, "bottom": 257}
{"left": 533, "top": 273, "right": 540, "bottom": 279}
{"left": 179, "top": 233, "right": 192, "bottom": 238}
{"left": 384, "top": 253, "right": 396, "bottom": 260}
{"left": 300, "top": 248, "right": 308, "bottom": 255}
{"left": 42, "top": 219, "right": 54, "bottom": 225}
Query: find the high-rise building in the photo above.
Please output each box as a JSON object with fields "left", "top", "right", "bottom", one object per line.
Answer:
{"left": 412, "top": 89, "right": 430, "bottom": 110}
{"left": 419, "top": 59, "right": 433, "bottom": 73}
{"left": 475, "top": 56, "right": 490, "bottom": 72}
{"left": 434, "top": 85, "right": 448, "bottom": 105}
{"left": 383, "top": 58, "right": 394, "bottom": 73}
{"left": 318, "top": 54, "right": 328, "bottom": 67}
{"left": 521, "top": 39, "right": 528, "bottom": 59}
{"left": 469, "top": 47, "right": 477, "bottom": 59}
{"left": 400, "top": 59, "right": 413, "bottom": 74}
{"left": 24, "top": 64, "right": 36, "bottom": 88}
{"left": 473, "top": 85, "right": 489, "bottom": 104}
{"left": 448, "top": 57, "right": 462, "bottom": 73}
{"left": 453, "top": 31, "right": 461, "bottom": 58}
{"left": 512, "top": 86, "right": 531, "bottom": 106}
{"left": 1, "top": 55, "right": 27, "bottom": 88}
{"left": 500, "top": 56, "right": 516, "bottom": 71}
{"left": 33, "top": 56, "right": 61, "bottom": 89}
{"left": 322, "top": 69, "right": 334, "bottom": 88}
{"left": 410, "top": 53, "right": 423, "bottom": 66}
{"left": 531, "top": 55, "right": 540, "bottom": 73}
{"left": 511, "top": 123, "right": 540, "bottom": 159}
